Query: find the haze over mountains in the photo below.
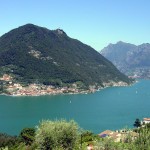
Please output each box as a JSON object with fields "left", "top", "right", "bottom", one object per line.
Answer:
{"left": 100, "top": 41, "right": 150, "bottom": 78}
{"left": 0, "top": 24, "right": 132, "bottom": 91}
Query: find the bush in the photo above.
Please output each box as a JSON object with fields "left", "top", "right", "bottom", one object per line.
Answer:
{"left": 35, "top": 120, "right": 79, "bottom": 150}
{"left": 134, "top": 125, "right": 150, "bottom": 150}
{"left": 19, "top": 128, "right": 35, "bottom": 146}
{"left": 0, "top": 133, "right": 18, "bottom": 148}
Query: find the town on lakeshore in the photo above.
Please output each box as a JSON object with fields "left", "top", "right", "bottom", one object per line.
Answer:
{"left": 0, "top": 74, "right": 129, "bottom": 96}
{"left": 98, "top": 118, "right": 150, "bottom": 142}
{"left": 0, "top": 74, "right": 90, "bottom": 96}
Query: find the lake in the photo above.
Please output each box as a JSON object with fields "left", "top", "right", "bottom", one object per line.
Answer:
{"left": 0, "top": 79, "right": 150, "bottom": 135}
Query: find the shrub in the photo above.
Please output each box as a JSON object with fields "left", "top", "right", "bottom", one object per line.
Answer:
{"left": 0, "top": 133, "right": 18, "bottom": 148}
{"left": 35, "top": 120, "right": 79, "bottom": 150}
{"left": 19, "top": 128, "right": 35, "bottom": 146}
{"left": 134, "top": 126, "right": 150, "bottom": 150}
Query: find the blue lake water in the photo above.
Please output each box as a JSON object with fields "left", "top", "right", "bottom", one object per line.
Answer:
{"left": 0, "top": 79, "right": 150, "bottom": 135}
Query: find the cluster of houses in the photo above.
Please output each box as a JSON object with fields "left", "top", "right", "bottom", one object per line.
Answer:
{"left": 6, "top": 82, "right": 82, "bottom": 96}
{"left": 0, "top": 74, "right": 87, "bottom": 96}
{"left": 99, "top": 129, "right": 138, "bottom": 142}
{"left": 0, "top": 74, "right": 12, "bottom": 81}
{"left": 99, "top": 118, "right": 150, "bottom": 143}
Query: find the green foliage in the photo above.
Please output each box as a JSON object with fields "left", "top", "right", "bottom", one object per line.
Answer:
{"left": 19, "top": 128, "right": 35, "bottom": 146}
{"left": 0, "top": 24, "right": 132, "bottom": 89}
{"left": 1, "top": 121, "right": 150, "bottom": 150}
{"left": 134, "top": 124, "right": 150, "bottom": 150}
{"left": 0, "top": 133, "right": 18, "bottom": 149}
{"left": 81, "top": 131, "right": 99, "bottom": 144}
{"left": 35, "top": 120, "right": 79, "bottom": 150}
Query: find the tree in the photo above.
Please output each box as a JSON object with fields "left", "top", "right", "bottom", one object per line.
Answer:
{"left": 35, "top": 120, "right": 79, "bottom": 150}
{"left": 134, "top": 126, "right": 150, "bottom": 150}
{"left": 134, "top": 118, "right": 141, "bottom": 128}
{"left": 19, "top": 127, "right": 35, "bottom": 145}
{"left": 81, "top": 131, "right": 97, "bottom": 143}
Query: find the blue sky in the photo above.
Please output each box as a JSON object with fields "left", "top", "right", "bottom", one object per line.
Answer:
{"left": 1, "top": 0, "right": 150, "bottom": 50}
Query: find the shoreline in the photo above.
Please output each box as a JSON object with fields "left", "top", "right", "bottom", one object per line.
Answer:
{"left": 0, "top": 80, "right": 136, "bottom": 97}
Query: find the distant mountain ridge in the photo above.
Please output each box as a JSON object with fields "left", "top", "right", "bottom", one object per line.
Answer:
{"left": 0, "top": 24, "right": 132, "bottom": 91}
{"left": 100, "top": 41, "right": 150, "bottom": 78}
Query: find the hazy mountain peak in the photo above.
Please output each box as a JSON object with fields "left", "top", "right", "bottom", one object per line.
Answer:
{"left": 100, "top": 41, "right": 150, "bottom": 78}
{"left": 116, "top": 41, "right": 125, "bottom": 44}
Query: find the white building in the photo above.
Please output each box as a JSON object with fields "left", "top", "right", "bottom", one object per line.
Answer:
{"left": 143, "top": 118, "right": 150, "bottom": 124}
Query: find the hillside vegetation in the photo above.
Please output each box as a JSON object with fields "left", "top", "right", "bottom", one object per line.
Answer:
{"left": 0, "top": 24, "right": 132, "bottom": 90}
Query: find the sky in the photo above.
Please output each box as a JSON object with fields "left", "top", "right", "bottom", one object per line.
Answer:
{"left": 1, "top": 0, "right": 150, "bottom": 51}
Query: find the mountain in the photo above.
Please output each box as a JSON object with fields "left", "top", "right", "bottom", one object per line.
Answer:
{"left": 0, "top": 24, "right": 132, "bottom": 91}
{"left": 100, "top": 41, "right": 150, "bottom": 78}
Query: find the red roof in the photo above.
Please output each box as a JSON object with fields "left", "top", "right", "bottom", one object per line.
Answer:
{"left": 144, "top": 118, "right": 150, "bottom": 121}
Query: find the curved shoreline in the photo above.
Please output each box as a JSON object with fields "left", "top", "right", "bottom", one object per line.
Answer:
{"left": 0, "top": 80, "right": 135, "bottom": 97}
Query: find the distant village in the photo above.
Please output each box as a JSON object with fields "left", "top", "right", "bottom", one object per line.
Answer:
{"left": 0, "top": 74, "right": 131, "bottom": 96}
{"left": 0, "top": 74, "right": 92, "bottom": 96}
{"left": 127, "top": 68, "right": 150, "bottom": 79}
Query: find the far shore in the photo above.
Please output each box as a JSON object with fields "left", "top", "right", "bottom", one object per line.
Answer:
{"left": 0, "top": 80, "right": 135, "bottom": 97}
